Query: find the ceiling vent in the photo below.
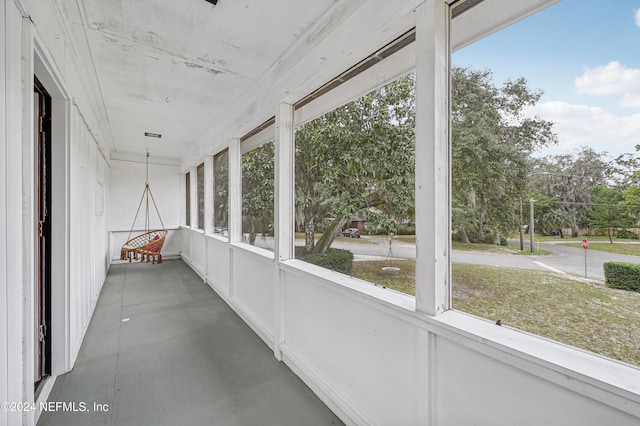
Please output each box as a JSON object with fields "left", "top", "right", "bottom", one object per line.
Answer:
{"left": 144, "top": 132, "right": 162, "bottom": 138}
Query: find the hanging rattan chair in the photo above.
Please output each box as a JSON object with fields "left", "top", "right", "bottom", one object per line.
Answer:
{"left": 121, "top": 229, "right": 168, "bottom": 264}
{"left": 120, "top": 152, "right": 168, "bottom": 264}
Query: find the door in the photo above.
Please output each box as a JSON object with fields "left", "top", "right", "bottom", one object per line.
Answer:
{"left": 34, "top": 78, "right": 52, "bottom": 388}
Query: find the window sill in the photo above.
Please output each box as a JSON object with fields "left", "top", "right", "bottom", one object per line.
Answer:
{"left": 280, "top": 258, "right": 416, "bottom": 313}
{"left": 231, "top": 242, "right": 275, "bottom": 260}
{"left": 205, "top": 233, "right": 229, "bottom": 242}
{"left": 430, "top": 310, "right": 640, "bottom": 405}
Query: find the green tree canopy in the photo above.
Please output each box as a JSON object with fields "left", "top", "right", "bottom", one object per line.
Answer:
{"left": 451, "top": 67, "right": 556, "bottom": 244}
{"left": 295, "top": 74, "right": 416, "bottom": 254}
{"left": 532, "top": 147, "right": 610, "bottom": 237}
{"left": 242, "top": 141, "right": 275, "bottom": 245}
{"left": 587, "top": 184, "right": 624, "bottom": 243}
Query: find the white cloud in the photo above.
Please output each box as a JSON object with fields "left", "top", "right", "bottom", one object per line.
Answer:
{"left": 575, "top": 61, "right": 640, "bottom": 96}
{"left": 527, "top": 101, "right": 640, "bottom": 157}
{"left": 621, "top": 93, "right": 640, "bottom": 108}
{"left": 635, "top": 9, "right": 640, "bottom": 27}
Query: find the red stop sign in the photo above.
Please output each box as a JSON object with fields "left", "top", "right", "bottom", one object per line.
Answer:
{"left": 582, "top": 239, "right": 588, "bottom": 249}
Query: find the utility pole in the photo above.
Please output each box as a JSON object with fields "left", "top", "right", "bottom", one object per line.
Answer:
{"left": 519, "top": 198, "right": 524, "bottom": 251}
{"left": 529, "top": 198, "right": 535, "bottom": 253}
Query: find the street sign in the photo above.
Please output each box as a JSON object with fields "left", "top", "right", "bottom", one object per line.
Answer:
{"left": 582, "top": 239, "right": 588, "bottom": 278}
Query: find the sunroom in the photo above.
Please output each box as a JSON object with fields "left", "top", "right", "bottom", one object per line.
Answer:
{"left": 2, "top": 0, "right": 640, "bottom": 425}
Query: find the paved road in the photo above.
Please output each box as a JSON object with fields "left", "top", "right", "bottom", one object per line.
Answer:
{"left": 531, "top": 241, "right": 639, "bottom": 280}
{"left": 251, "top": 235, "right": 638, "bottom": 281}
{"left": 334, "top": 237, "right": 638, "bottom": 281}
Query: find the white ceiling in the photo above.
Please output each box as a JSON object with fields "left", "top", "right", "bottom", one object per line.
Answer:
{"left": 56, "top": 0, "right": 342, "bottom": 159}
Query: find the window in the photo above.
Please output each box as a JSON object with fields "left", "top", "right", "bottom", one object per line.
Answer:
{"left": 197, "top": 163, "right": 205, "bottom": 230}
{"left": 242, "top": 140, "right": 275, "bottom": 251}
{"left": 450, "top": 0, "right": 640, "bottom": 367}
{"left": 213, "top": 149, "right": 229, "bottom": 237}
{"left": 185, "top": 172, "right": 191, "bottom": 227}
{"left": 293, "top": 68, "right": 416, "bottom": 293}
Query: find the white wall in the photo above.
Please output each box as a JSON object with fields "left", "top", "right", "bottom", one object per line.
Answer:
{"left": 69, "top": 109, "right": 110, "bottom": 364}
{"left": 108, "top": 156, "right": 181, "bottom": 261}
{"left": 1, "top": 0, "right": 112, "bottom": 424}
{"left": 1, "top": 2, "right": 27, "bottom": 425}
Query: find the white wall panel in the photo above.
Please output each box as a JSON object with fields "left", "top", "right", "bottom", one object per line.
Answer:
{"left": 206, "top": 236, "right": 230, "bottom": 295}
{"left": 434, "top": 336, "right": 640, "bottom": 426}
{"left": 181, "top": 227, "right": 193, "bottom": 261}
{"left": 108, "top": 158, "right": 180, "bottom": 231}
{"left": 189, "top": 231, "right": 206, "bottom": 274}
{"left": 0, "top": 3, "right": 8, "bottom": 421}
{"left": 231, "top": 247, "right": 275, "bottom": 338}
{"left": 68, "top": 108, "right": 110, "bottom": 365}
{"left": 2, "top": 2, "right": 26, "bottom": 425}
{"left": 281, "top": 269, "right": 420, "bottom": 425}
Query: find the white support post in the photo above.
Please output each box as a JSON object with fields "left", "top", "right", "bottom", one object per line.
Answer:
{"left": 228, "top": 138, "right": 242, "bottom": 243}
{"left": 415, "top": 0, "right": 450, "bottom": 316}
{"left": 273, "top": 102, "right": 294, "bottom": 361}
{"left": 204, "top": 155, "right": 214, "bottom": 234}
{"left": 274, "top": 103, "right": 294, "bottom": 262}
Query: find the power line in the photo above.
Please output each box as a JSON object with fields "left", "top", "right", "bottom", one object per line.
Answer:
{"left": 551, "top": 201, "right": 640, "bottom": 208}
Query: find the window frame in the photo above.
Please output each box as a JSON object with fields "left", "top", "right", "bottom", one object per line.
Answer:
{"left": 196, "top": 162, "right": 205, "bottom": 230}
{"left": 212, "top": 148, "right": 230, "bottom": 239}
{"left": 185, "top": 171, "right": 191, "bottom": 227}
{"left": 239, "top": 121, "right": 276, "bottom": 255}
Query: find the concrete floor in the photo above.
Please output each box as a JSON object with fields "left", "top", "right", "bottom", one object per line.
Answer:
{"left": 37, "top": 260, "right": 342, "bottom": 426}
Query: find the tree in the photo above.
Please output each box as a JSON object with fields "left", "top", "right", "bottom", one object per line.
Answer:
{"left": 527, "top": 192, "right": 571, "bottom": 238}
{"left": 214, "top": 150, "right": 229, "bottom": 231}
{"left": 620, "top": 171, "right": 640, "bottom": 229}
{"left": 532, "top": 147, "right": 610, "bottom": 237}
{"left": 587, "top": 185, "right": 624, "bottom": 243}
{"left": 242, "top": 141, "right": 274, "bottom": 245}
{"left": 614, "top": 146, "right": 640, "bottom": 229}
{"left": 295, "top": 75, "right": 416, "bottom": 254}
{"left": 451, "top": 67, "right": 556, "bottom": 244}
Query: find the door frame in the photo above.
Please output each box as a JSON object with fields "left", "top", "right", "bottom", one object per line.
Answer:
{"left": 30, "top": 37, "right": 72, "bottom": 390}
{"left": 33, "top": 76, "right": 52, "bottom": 390}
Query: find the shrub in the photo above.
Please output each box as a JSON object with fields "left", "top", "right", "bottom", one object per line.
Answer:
{"left": 295, "top": 246, "right": 354, "bottom": 275}
{"left": 616, "top": 229, "right": 639, "bottom": 240}
{"left": 396, "top": 226, "right": 416, "bottom": 235}
{"left": 603, "top": 262, "right": 640, "bottom": 292}
{"left": 451, "top": 231, "right": 508, "bottom": 245}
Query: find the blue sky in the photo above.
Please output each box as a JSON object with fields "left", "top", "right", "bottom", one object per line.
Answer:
{"left": 452, "top": 0, "right": 640, "bottom": 159}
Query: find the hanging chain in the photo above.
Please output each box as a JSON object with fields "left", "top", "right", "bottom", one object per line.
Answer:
{"left": 124, "top": 150, "right": 166, "bottom": 242}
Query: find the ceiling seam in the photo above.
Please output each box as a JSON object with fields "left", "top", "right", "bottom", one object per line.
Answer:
{"left": 49, "top": 0, "right": 115, "bottom": 155}
{"left": 74, "top": 0, "right": 117, "bottom": 153}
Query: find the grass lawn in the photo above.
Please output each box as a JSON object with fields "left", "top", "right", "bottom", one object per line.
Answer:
{"left": 351, "top": 260, "right": 640, "bottom": 366}
{"left": 391, "top": 235, "right": 416, "bottom": 243}
{"left": 563, "top": 242, "right": 640, "bottom": 257}
{"left": 352, "top": 260, "right": 416, "bottom": 295}
{"left": 451, "top": 241, "right": 516, "bottom": 253}
{"left": 536, "top": 235, "right": 613, "bottom": 242}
